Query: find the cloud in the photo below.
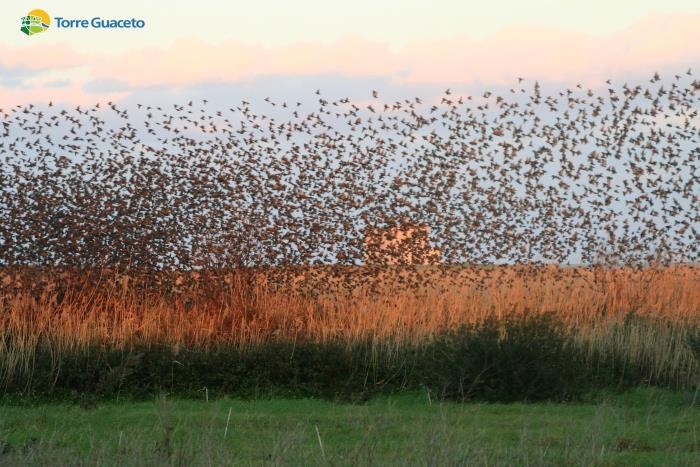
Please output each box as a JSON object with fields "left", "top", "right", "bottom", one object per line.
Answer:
{"left": 0, "top": 12, "right": 698, "bottom": 106}
{"left": 0, "top": 65, "right": 75, "bottom": 90}
{"left": 82, "top": 79, "right": 132, "bottom": 93}
{"left": 0, "top": 64, "right": 37, "bottom": 87}
{"left": 88, "top": 13, "right": 700, "bottom": 88}
{"left": 45, "top": 79, "right": 72, "bottom": 88}
{"left": 397, "top": 13, "right": 700, "bottom": 86}
{"left": 0, "top": 42, "right": 85, "bottom": 70}
{"left": 87, "top": 36, "right": 400, "bottom": 87}
{"left": 0, "top": 84, "right": 130, "bottom": 108}
{"left": 116, "top": 74, "right": 439, "bottom": 109}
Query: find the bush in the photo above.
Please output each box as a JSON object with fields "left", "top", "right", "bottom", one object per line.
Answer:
{"left": 2, "top": 314, "right": 693, "bottom": 403}
{"left": 418, "top": 313, "right": 587, "bottom": 402}
{"left": 3, "top": 341, "right": 382, "bottom": 401}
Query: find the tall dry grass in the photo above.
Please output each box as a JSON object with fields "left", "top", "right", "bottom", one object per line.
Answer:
{"left": 1, "top": 265, "right": 699, "bottom": 387}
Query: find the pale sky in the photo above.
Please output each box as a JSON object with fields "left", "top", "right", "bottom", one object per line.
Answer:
{"left": 5, "top": 0, "right": 700, "bottom": 49}
{"left": 1, "top": 0, "right": 699, "bottom": 105}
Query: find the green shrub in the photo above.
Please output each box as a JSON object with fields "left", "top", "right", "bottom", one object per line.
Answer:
{"left": 2, "top": 314, "right": 695, "bottom": 403}
{"left": 418, "top": 313, "right": 587, "bottom": 402}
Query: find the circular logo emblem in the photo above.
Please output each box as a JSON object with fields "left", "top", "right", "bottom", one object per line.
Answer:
{"left": 21, "top": 9, "right": 51, "bottom": 36}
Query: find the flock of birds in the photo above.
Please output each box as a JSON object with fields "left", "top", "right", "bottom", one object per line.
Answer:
{"left": 0, "top": 72, "right": 698, "bottom": 286}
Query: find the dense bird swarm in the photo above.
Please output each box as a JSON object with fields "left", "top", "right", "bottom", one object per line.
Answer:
{"left": 0, "top": 72, "right": 698, "bottom": 290}
{"left": 0, "top": 74, "right": 699, "bottom": 388}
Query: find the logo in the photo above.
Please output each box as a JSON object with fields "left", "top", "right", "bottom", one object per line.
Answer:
{"left": 21, "top": 9, "right": 50, "bottom": 36}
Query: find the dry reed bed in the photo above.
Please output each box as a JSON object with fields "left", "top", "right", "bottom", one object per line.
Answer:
{"left": 1, "top": 265, "right": 698, "bottom": 349}
{"left": 1, "top": 265, "right": 699, "bottom": 388}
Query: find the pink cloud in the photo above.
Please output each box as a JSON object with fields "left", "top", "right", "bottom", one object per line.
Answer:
{"left": 0, "top": 42, "right": 85, "bottom": 70}
{"left": 398, "top": 13, "right": 700, "bottom": 85}
{"left": 0, "top": 12, "right": 698, "bottom": 106}
{"left": 0, "top": 85, "right": 129, "bottom": 108}
{"left": 0, "top": 59, "right": 121, "bottom": 108}
{"left": 87, "top": 36, "right": 400, "bottom": 86}
{"left": 610, "top": 13, "right": 699, "bottom": 70}
{"left": 88, "top": 13, "right": 699, "bottom": 87}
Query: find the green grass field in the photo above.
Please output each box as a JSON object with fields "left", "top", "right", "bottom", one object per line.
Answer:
{"left": 2, "top": 388, "right": 700, "bottom": 466}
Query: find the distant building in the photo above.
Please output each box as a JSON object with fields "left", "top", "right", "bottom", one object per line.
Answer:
{"left": 364, "top": 223, "right": 441, "bottom": 265}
